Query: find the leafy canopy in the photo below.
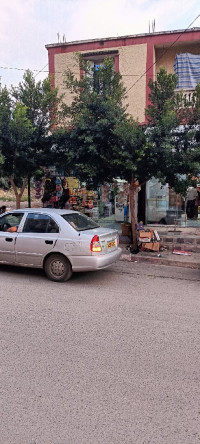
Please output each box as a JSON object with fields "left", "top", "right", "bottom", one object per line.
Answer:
{"left": 146, "top": 68, "right": 200, "bottom": 194}
{"left": 57, "top": 55, "right": 146, "bottom": 187}
{"left": 0, "top": 71, "right": 62, "bottom": 206}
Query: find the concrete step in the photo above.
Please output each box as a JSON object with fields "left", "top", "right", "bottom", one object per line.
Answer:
{"left": 119, "top": 227, "right": 200, "bottom": 253}
{"left": 159, "top": 234, "right": 200, "bottom": 253}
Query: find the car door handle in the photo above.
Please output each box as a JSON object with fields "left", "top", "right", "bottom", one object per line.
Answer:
{"left": 5, "top": 237, "right": 13, "bottom": 242}
{"left": 45, "top": 240, "right": 54, "bottom": 244}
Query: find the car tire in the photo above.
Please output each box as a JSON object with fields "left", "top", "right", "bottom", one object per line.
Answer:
{"left": 44, "top": 254, "right": 72, "bottom": 282}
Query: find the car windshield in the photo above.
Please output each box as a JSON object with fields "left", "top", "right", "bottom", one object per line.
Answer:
{"left": 62, "top": 213, "right": 100, "bottom": 231}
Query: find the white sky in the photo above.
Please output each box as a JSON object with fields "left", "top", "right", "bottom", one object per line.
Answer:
{"left": 0, "top": 0, "right": 200, "bottom": 88}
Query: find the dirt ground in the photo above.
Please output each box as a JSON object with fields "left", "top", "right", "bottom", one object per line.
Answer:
{"left": 0, "top": 189, "right": 42, "bottom": 211}
{"left": 0, "top": 200, "right": 42, "bottom": 211}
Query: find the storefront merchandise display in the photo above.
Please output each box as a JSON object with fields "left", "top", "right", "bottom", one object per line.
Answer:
{"left": 114, "top": 181, "right": 129, "bottom": 222}
{"left": 41, "top": 175, "right": 98, "bottom": 218}
{"left": 34, "top": 180, "right": 43, "bottom": 199}
{"left": 41, "top": 175, "right": 132, "bottom": 223}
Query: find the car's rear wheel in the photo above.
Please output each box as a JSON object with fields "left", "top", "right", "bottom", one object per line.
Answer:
{"left": 44, "top": 254, "right": 72, "bottom": 282}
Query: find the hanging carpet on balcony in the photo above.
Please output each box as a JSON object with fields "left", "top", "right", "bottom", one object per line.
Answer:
{"left": 173, "top": 52, "right": 200, "bottom": 89}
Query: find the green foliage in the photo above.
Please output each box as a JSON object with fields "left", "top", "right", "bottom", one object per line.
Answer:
{"left": 146, "top": 68, "right": 200, "bottom": 196}
{"left": 0, "top": 72, "right": 62, "bottom": 198}
{"left": 58, "top": 56, "right": 131, "bottom": 187}
{"left": 57, "top": 62, "right": 200, "bottom": 210}
{"left": 112, "top": 117, "right": 148, "bottom": 183}
{"left": 146, "top": 68, "right": 178, "bottom": 124}
{"left": 12, "top": 70, "right": 61, "bottom": 129}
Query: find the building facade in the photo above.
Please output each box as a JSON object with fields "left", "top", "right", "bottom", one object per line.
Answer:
{"left": 46, "top": 28, "right": 200, "bottom": 224}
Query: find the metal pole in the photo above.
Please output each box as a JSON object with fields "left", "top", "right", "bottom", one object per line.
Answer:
{"left": 28, "top": 176, "right": 31, "bottom": 208}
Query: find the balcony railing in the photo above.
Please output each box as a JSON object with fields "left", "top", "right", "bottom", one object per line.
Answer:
{"left": 175, "top": 89, "right": 197, "bottom": 109}
{"left": 175, "top": 88, "right": 195, "bottom": 102}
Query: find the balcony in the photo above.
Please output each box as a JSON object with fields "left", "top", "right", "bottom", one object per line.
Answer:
{"left": 180, "top": 89, "right": 195, "bottom": 102}
{"left": 175, "top": 88, "right": 196, "bottom": 107}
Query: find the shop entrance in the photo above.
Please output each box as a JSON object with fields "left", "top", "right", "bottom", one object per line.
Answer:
{"left": 146, "top": 178, "right": 200, "bottom": 227}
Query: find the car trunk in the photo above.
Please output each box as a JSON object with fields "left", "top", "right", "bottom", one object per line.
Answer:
{"left": 81, "top": 228, "right": 119, "bottom": 255}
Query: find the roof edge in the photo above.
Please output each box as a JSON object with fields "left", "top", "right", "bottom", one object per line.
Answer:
{"left": 45, "top": 27, "right": 200, "bottom": 49}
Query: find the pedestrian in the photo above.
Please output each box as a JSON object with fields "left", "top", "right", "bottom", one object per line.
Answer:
{"left": 186, "top": 187, "right": 198, "bottom": 219}
{"left": 59, "top": 188, "right": 70, "bottom": 209}
{"left": 0, "top": 205, "right": 7, "bottom": 214}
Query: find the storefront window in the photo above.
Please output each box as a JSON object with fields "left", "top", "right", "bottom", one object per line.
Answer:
{"left": 146, "top": 178, "right": 169, "bottom": 224}
{"left": 146, "top": 178, "right": 200, "bottom": 226}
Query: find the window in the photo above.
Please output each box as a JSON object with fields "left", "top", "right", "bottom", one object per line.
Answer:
{"left": 23, "top": 213, "right": 59, "bottom": 233}
{"left": 0, "top": 213, "right": 24, "bottom": 232}
{"left": 83, "top": 51, "right": 117, "bottom": 92}
{"left": 62, "top": 213, "right": 99, "bottom": 231}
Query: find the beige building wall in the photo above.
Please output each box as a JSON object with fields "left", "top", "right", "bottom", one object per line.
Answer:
{"left": 155, "top": 42, "right": 200, "bottom": 77}
{"left": 54, "top": 52, "right": 80, "bottom": 120}
{"left": 119, "top": 44, "right": 147, "bottom": 121}
{"left": 54, "top": 43, "right": 147, "bottom": 122}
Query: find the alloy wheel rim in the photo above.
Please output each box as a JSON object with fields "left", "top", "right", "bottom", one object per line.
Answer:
{"left": 51, "top": 260, "right": 65, "bottom": 277}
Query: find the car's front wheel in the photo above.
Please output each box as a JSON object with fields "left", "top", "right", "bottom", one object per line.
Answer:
{"left": 44, "top": 254, "right": 72, "bottom": 282}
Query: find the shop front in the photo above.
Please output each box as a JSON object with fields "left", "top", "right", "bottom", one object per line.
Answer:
{"left": 39, "top": 173, "right": 132, "bottom": 230}
{"left": 146, "top": 177, "right": 200, "bottom": 227}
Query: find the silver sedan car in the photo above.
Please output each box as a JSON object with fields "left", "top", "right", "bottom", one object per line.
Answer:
{"left": 0, "top": 208, "right": 121, "bottom": 281}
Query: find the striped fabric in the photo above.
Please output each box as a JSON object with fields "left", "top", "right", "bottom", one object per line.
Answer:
{"left": 173, "top": 52, "right": 200, "bottom": 89}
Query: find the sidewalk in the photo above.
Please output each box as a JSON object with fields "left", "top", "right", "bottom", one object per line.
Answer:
{"left": 119, "top": 226, "right": 200, "bottom": 269}
{"left": 120, "top": 245, "right": 200, "bottom": 269}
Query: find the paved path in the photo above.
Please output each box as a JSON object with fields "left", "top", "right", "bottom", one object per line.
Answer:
{"left": 120, "top": 244, "right": 200, "bottom": 269}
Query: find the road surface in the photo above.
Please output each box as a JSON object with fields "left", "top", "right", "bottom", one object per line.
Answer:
{"left": 1, "top": 262, "right": 200, "bottom": 444}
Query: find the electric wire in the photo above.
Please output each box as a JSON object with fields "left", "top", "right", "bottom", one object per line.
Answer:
{"left": 33, "top": 63, "right": 48, "bottom": 78}
{"left": 0, "top": 64, "right": 156, "bottom": 78}
{"left": 0, "top": 14, "right": 200, "bottom": 84}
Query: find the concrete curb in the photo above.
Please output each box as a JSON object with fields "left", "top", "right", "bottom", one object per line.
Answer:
{"left": 120, "top": 250, "right": 200, "bottom": 269}
{"left": 130, "top": 254, "right": 200, "bottom": 269}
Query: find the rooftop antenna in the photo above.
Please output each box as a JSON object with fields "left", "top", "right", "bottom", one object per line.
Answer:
{"left": 149, "top": 19, "right": 156, "bottom": 33}
{"left": 57, "top": 32, "right": 60, "bottom": 43}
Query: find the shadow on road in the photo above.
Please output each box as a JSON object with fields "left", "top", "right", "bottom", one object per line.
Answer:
{"left": 0, "top": 263, "right": 111, "bottom": 284}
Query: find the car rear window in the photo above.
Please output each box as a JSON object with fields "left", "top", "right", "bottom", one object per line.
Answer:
{"left": 62, "top": 213, "right": 100, "bottom": 231}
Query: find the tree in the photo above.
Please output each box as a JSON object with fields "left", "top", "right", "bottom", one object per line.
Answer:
{"left": 0, "top": 71, "right": 62, "bottom": 208}
{"left": 56, "top": 56, "right": 156, "bottom": 249}
{"left": 58, "top": 60, "right": 200, "bottom": 250}
{"left": 61, "top": 59, "right": 181, "bottom": 249}
{"left": 0, "top": 85, "right": 34, "bottom": 207}
{"left": 146, "top": 68, "right": 200, "bottom": 198}
{"left": 57, "top": 56, "right": 128, "bottom": 185}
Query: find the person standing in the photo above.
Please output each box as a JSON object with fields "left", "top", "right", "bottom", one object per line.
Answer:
{"left": 186, "top": 187, "right": 198, "bottom": 219}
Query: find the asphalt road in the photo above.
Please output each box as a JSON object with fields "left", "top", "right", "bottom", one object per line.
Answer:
{"left": 1, "top": 261, "right": 200, "bottom": 444}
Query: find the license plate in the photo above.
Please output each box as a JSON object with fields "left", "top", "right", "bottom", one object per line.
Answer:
{"left": 107, "top": 240, "right": 116, "bottom": 248}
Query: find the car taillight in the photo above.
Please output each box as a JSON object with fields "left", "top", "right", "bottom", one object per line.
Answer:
{"left": 117, "top": 233, "right": 120, "bottom": 245}
{"left": 90, "top": 235, "right": 102, "bottom": 252}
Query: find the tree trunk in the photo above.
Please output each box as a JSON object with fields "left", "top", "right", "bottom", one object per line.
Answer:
{"left": 9, "top": 175, "right": 27, "bottom": 210}
{"left": 129, "top": 177, "right": 138, "bottom": 251}
{"left": 15, "top": 194, "right": 21, "bottom": 210}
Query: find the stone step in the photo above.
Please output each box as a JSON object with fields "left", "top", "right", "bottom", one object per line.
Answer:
{"left": 159, "top": 235, "right": 200, "bottom": 252}
{"left": 119, "top": 231, "right": 200, "bottom": 253}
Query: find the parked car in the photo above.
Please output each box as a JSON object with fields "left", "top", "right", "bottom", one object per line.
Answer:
{"left": 0, "top": 208, "right": 121, "bottom": 282}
